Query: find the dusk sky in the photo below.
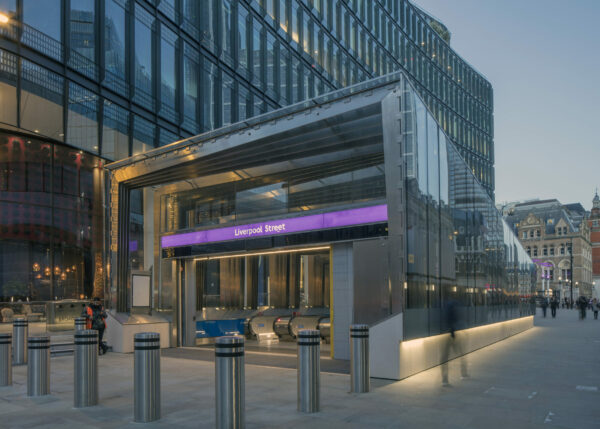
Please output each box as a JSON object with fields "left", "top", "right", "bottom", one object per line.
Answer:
{"left": 412, "top": 0, "right": 600, "bottom": 210}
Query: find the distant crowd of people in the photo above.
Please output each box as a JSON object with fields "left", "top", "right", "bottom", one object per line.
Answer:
{"left": 536, "top": 295, "right": 599, "bottom": 320}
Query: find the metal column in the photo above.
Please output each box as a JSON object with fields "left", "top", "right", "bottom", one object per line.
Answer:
{"left": 27, "top": 336, "right": 50, "bottom": 396}
{"left": 215, "top": 336, "right": 245, "bottom": 429}
{"left": 134, "top": 332, "right": 161, "bottom": 422}
{"left": 74, "top": 330, "right": 98, "bottom": 407}
{"left": 0, "top": 333, "right": 12, "bottom": 386}
{"left": 350, "top": 324, "right": 370, "bottom": 393}
{"left": 13, "top": 318, "right": 28, "bottom": 365}
{"left": 74, "top": 317, "right": 87, "bottom": 331}
{"left": 297, "top": 329, "right": 320, "bottom": 413}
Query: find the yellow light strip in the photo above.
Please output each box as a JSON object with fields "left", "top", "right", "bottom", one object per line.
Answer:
{"left": 400, "top": 315, "right": 534, "bottom": 348}
{"left": 193, "top": 245, "right": 330, "bottom": 262}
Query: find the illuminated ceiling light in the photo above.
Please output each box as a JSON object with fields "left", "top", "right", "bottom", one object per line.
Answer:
{"left": 0, "top": 13, "right": 9, "bottom": 24}
{"left": 193, "top": 245, "right": 330, "bottom": 262}
{"left": 34, "top": 129, "right": 39, "bottom": 133}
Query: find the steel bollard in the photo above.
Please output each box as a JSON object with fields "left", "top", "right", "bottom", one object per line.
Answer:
{"left": 0, "top": 333, "right": 12, "bottom": 386}
{"left": 27, "top": 335, "right": 50, "bottom": 396}
{"left": 350, "top": 324, "right": 370, "bottom": 393}
{"left": 13, "top": 318, "right": 28, "bottom": 365}
{"left": 74, "top": 330, "right": 98, "bottom": 407}
{"left": 134, "top": 332, "right": 161, "bottom": 423}
{"left": 215, "top": 336, "right": 245, "bottom": 429}
{"left": 74, "top": 317, "right": 87, "bottom": 332}
{"left": 297, "top": 329, "right": 320, "bottom": 413}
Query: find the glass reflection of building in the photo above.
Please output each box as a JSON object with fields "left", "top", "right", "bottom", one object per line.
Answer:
{"left": 0, "top": 0, "right": 494, "bottom": 306}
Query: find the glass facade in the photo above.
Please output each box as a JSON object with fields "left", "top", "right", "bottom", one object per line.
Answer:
{"left": 0, "top": 0, "right": 495, "bottom": 320}
{"left": 0, "top": 131, "right": 105, "bottom": 304}
{"left": 0, "top": 0, "right": 493, "bottom": 192}
{"left": 401, "top": 80, "right": 533, "bottom": 339}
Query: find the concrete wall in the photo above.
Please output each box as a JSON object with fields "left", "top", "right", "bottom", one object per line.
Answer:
{"left": 105, "top": 312, "right": 170, "bottom": 353}
{"left": 369, "top": 312, "right": 403, "bottom": 379}
{"left": 371, "top": 315, "right": 533, "bottom": 380}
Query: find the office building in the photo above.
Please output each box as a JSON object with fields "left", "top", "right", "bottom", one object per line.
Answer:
{"left": 0, "top": 1, "right": 494, "bottom": 322}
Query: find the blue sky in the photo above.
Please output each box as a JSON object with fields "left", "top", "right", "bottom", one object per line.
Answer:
{"left": 412, "top": 0, "right": 600, "bottom": 209}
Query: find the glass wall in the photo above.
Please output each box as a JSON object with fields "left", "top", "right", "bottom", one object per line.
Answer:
{"left": 0, "top": 0, "right": 494, "bottom": 194}
{"left": 402, "top": 82, "right": 534, "bottom": 340}
{"left": 195, "top": 249, "right": 329, "bottom": 311}
{"left": 0, "top": 131, "right": 104, "bottom": 307}
{"left": 160, "top": 160, "right": 385, "bottom": 233}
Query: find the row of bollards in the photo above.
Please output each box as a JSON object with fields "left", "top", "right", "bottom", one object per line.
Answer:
{"left": 0, "top": 319, "right": 370, "bottom": 426}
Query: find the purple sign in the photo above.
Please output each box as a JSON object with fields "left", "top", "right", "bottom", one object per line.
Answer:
{"left": 161, "top": 204, "right": 388, "bottom": 248}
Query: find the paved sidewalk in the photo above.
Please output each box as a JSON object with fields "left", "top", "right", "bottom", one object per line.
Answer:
{"left": 0, "top": 309, "right": 598, "bottom": 428}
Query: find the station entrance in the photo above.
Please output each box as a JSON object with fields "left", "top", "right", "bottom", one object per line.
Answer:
{"left": 164, "top": 246, "right": 331, "bottom": 354}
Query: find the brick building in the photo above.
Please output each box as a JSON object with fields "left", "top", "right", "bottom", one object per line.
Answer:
{"left": 588, "top": 192, "right": 600, "bottom": 298}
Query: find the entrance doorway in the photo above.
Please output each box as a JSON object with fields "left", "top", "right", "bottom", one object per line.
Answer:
{"left": 166, "top": 247, "right": 331, "bottom": 351}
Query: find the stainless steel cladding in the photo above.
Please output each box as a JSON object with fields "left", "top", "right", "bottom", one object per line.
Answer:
{"left": 74, "top": 330, "right": 99, "bottom": 407}
{"left": 350, "top": 324, "right": 370, "bottom": 393}
{"left": 215, "top": 336, "right": 245, "bottom": 429}
{"left": 134, "top": 332, "right": 161, "bottom": 423}
{"left": 0, "top": 333, "right": 12, "bottom": 386}
{"left": 27, "top": 335, "right": 50, "bottom": 396}
{"left": 317, "top": 318, "right": 331, "bottom": 341}
{"left": 289, "top": 316, "right": 323, "bottom": 339}
{"left": 248, "top": 316, "right": 278, "bottom": 344}
{"left": 297, "top": 329, "right": 320, "bottom": 413}
{"left": 274, "top": 316, "right": 293, "bottom": 339}
{"left": 74, "top": 317, "right": 87, "bottom": 332}
{"left": 12, "top": 318, "right": 28, "bottom": 365}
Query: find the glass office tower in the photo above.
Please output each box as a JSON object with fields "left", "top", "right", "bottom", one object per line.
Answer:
{"left": 0, "top": 0, "right": 493, "bottom": 307}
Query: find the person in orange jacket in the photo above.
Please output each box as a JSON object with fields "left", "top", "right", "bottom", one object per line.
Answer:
{"left": 82, "top": 297, "right": 108, "bottom": 354}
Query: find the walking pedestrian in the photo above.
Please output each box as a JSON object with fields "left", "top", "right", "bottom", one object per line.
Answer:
{"left": 577, "top": 295, "right": 588, "bottom": 320}
{"left": 550, "top": 296, "right": 558, "bottom": 318}
{"left": 82, "top": 297, "right": 108, "bottom": 355}
{"left": 593, "top": 298, "right": 599, "bottom": 320}
{"left": 540, "top": 297, "right": 548, "bottom": 318}
{"left": 441, "top": 299, "right": 468, "bottom": 386}
{"left": 529, "top": 295, "right": 536, "bottom": 316}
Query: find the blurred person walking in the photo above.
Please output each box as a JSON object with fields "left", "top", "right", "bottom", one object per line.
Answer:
{"left": 550, "top": 296, "right": 559, "bottom": 318}
{"left": 441, "top": 299, "right": 468, "bottom": 386}
{"left": 577, "top": 296, "right": 588, "bottom": 320}
{"left": 540, "top": 297, "right": 548, "bottom": 318}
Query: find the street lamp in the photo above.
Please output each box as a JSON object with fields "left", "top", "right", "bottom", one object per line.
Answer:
{"left": 0, "top": 13, "right": 9, "bottom": 24}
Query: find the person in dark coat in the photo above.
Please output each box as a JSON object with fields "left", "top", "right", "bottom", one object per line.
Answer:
{"left": 441, "top": 299, "right": 468, "bottom": 385}
{"left": 82, "top": 297, "right": 108, "bottom": 354}
{"left": 577, "top": 296, "right": 588, "bottom": 320}
{"left": 529, "top": 296, "right": 536, "bottom": 316}
{"left": 593, "top": 298, "right": 599, "bottom": 320}
{"left": 540, "top": 297, "right": 548, "bottom": 318}
{"left": 550, "top": 296, "right": 558, "bottom": 318}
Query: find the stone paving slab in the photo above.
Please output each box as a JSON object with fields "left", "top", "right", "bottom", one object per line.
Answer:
{"left": 0, "top": 308, "right": 598, "bottom": 428}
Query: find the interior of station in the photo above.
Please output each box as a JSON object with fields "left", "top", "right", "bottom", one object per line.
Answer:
{"left": 161, "top": 247, "right": 333, "bottom": 352}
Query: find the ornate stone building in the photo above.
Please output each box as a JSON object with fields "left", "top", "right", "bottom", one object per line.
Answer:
{"left": 503, "top": 199, "right": 593, "bottom": 299}
{"left": 587, "top": 192, "right": 600, "bottom": 298}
